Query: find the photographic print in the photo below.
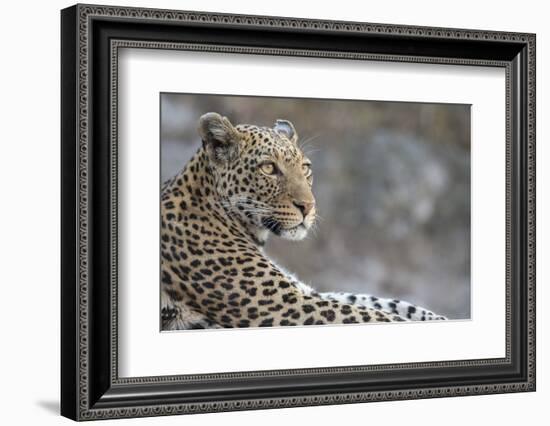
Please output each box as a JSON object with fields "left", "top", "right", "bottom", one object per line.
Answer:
{"left": 61, "top": 5, "right": 535, "bottom": 419}
{"left": 160, "top": 94, "right": 470, "bottom": 331}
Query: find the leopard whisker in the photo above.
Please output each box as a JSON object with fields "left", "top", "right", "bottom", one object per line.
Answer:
{"left": 313, "top": 213, "right": 325, "bottom": 223}
{"left": 238, "top": 206, "right": 272, "bottom": 214}
{"left": 298, "top": 134, "right": 321, "bottom": 152}
{"left": 230, "top": 196, "right": 273, "bottom": 210}
{"left": 302, "top": 148, "right": 322, "bottom": 157}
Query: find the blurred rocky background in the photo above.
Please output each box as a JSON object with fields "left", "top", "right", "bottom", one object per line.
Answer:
{"left": 161, "top": 94, "right": 471, "bottom": 319}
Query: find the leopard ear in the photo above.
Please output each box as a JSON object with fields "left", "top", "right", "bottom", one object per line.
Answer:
{"left": 274, "top": 119, "right": 298, "bottom": 144}
{"left": 198, "top": 112, "right": 241, "bottom": 164}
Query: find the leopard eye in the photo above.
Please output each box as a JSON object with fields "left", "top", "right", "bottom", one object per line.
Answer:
{"left": 260, "top": 162, "right": 277, "bottom": 176}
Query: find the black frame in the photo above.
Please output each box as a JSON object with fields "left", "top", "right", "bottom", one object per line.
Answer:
{"left": 61, "top": 4, "right": 536, "bottom": 421}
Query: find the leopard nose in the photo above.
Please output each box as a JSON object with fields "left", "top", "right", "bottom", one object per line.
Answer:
{"left": 293, "top": 200, "right": 315, "bottom": 217}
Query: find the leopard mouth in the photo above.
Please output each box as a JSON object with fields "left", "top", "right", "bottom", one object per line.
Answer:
{"left": 261, "top": 217, "right": 310, "bottom": 240}
{"left": 279, "top": 222, "right": 309, "bottom": 241}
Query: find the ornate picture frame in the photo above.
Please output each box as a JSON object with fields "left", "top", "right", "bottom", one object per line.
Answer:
{"left": 61, "top": 3, "right": 535, "bottom": 420}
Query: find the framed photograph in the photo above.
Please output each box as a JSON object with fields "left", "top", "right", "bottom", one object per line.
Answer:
{"left": 61, "top": 4, "right": 536, "bottom": 421}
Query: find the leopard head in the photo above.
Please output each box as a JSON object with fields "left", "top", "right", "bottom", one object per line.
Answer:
{"left": 199, "top": 112, "right": 316, "bottom": 242}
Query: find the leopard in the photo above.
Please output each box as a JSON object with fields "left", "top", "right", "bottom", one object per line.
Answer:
{"left": 160, "top": 112, "right": 447, "bottom": 330}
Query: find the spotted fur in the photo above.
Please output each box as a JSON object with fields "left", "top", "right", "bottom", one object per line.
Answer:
{"left": 161, "top": 112, "right": 446, "bottom": 330}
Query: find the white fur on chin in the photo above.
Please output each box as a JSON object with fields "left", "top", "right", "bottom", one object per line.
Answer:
{"left": 280, "top": 225, "right": 309, "bottom": 241}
